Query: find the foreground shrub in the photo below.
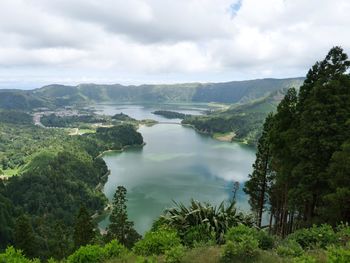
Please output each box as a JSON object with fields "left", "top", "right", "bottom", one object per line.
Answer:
{"left": 336, "top": 223, "right": 350, "bottom": 245}
{"left": 133, "top": 228, "right": 181, "bottom": 256}
{"left": 67, "top": 240, "right": 128, "bottom": 263}
{"left": 103, "top": 240, "right": 128, "bottom": 259}
{"left": 221, "top": 237, "right": 259, "bottom": 262}
{"left": 67, "top": 245, "right": 105, "bottom": 263}
{"left": 221, "top": 225, "right": 259, "bottom": 262}
{"left": 276, "top": 240, "right": 304, "bottom": 258}
{"left": 256, "top": 230, "right": 275, "bottom": 250}
{"left": 164, "top": 245, "right": 186, "bottom": 263}
{"left": 0, "top": 247, "right": 40, "bottom": 263}
{"left": 327, "top": 245, "right": 350, "bottom": 263}
{"left": 225, "top": 224, "right": 276, "bottom": 250}
{"left": 162, "top": 200, "right": 254, "bottom": 244}
{"left": 183, "top": 225, "right": 216, "bottom": 247}
{"left": 292, "top": 254, "right": 316, "bottom": 263}
{"left": 225, "top": 224, "right": 257, "bottom": 242}
{"left": 288, "top": 224, "right": 336, "bottom": 249}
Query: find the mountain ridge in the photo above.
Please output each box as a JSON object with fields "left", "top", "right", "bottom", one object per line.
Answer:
{"left": 0, "top": 77, "right": 305, "bottom": 110}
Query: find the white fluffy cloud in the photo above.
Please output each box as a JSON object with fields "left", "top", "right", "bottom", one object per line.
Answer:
{"left": 0, "top": 0, "right": 349, "bottom": 88}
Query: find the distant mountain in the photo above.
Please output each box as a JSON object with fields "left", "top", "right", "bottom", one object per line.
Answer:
{"left": 0, "top": 90, "right": 49, "bottom": 110}
{"left": 0, "top": 77, "right": 305, "bottom": 110}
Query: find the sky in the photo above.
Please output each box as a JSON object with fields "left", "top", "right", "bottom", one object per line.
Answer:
{"left": 0, "top": 0, "right": 349, "bottom": 89}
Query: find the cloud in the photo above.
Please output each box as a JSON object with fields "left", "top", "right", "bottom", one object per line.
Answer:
{"left": 0, "top": 0, "right": 349, "bottom": 87}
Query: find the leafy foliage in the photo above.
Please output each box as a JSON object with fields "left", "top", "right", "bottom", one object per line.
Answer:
{"left": 161, "top": 200, "right": 254, "bottom": 244}
{"left": 67, "top": 240, "right": 128, "bottom": 263}
{"left": 221, "top": 226, "right": 260, "bottom": 262}
{"left": 326, "top": 244, "right": 350, "bottom": 263}
{"left": 164, "top": 245, "right": 186, "bottom": 263}
{"left": 133, "top": 228, "right": 181, "bottom": 256}
{"left": 276, "top": 240, "right": 304, "bottom": 258}
{"left": 0, "top": 246, "right": 40, "bottom": 263}
{"left": 287, "top": 224, "right": 337, "bottom": 249}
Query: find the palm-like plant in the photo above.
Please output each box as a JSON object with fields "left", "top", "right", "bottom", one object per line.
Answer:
{"left": 161, "top": 199, "right": 254, "bottom": 244}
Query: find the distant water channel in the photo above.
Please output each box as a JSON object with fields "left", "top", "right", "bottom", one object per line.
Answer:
{"left": 95, "top": 103, "right": 256, "bottom": 234}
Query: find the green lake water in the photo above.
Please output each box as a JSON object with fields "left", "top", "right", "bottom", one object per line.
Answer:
{"left": 96, "top": 104, "right": 256, "bottom": 234}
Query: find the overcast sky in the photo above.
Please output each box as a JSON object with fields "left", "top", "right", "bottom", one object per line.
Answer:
{"left": 0, "top": 0, "right": 349, "bottom": 89}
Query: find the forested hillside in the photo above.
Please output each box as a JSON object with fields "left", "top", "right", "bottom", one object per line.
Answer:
{"left": 0, "top": 121, "right": 144, "bottom": 259}
{"left": 0, "top": 78, "right": 304, "bottom": 110}
{"left": 183, "top": 89, "right": 287, "bottom": 144}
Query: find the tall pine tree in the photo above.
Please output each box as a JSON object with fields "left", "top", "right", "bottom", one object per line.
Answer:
{"left": 107, "top": 186, "right": 140, "bottom": 248}
{"left": 244, "top": 113, "right": 274, "bottom": 228}
{"left": 73, "top": 206, "right": 95, "bottom": 248}
{"left": 14, "top": 215, "right": 37, "bottom": 258}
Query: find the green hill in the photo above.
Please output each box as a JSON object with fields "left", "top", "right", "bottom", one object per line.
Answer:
{"left": 182, "top": 88, "right": 290, "bottom": 145}
{"left": 0, "top": 78, "right": 304, "bottom": 110}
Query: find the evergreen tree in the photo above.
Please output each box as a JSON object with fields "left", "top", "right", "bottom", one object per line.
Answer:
{"left": 51, "top": 221, "right": 73, "bottom": 259}
{"left": 294, "top": 47, "right": 350, "bottom": 222}
{"left": 256, "top": 46, "right": 350, "bottom": 235}
{"left": 244, "top": 113, "right": 274, "bottom": 228}
{"left": 73, "top": 206, "right": 95, "bottom": 248}
{"left": 107, "top": 186, "right": 140, "bottom": 247}
{"left": 322, "top": 140, "right": 350, "bottom": 224}
{"left": 14, "top": 215, "right": 37, "bottom": 258}
{"left": 269, "top": 88, "right": 298, "bottom": 235}
{"left": 0, "top": 182, "right": 14, "bottom": 249}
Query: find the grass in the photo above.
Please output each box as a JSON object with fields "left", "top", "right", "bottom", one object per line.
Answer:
{"left": 103, "top": 246, "right": 293, "bottom": 263}
{"left": 181, "top": 246, "right": 222, "bottom": 263}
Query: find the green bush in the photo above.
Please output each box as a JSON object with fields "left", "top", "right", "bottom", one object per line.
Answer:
{"left": 226, "top": 224, "right": 275, "bottom": 250}
{"left": 164, "top": 245, "right": 186, "bottom": 263}
{"left": 183, "top": 225, "right": 216, "bottom": 247}
{"left": 327, "top": 245, "right": 350, "bottom": 263}
{"left": 103, "top": 240, "right": 128, "bottom": 259}
{"left": 225, "top": 224, "right": 257, "bottom": 243}
{"left": 0, "top": 247, "right": 40, "bottom": 263}
{"left": 221, "top": 237, "right": 259, "bottom": 262}
{"left": 67, "top": 240, "right": 129, "bottom": 263}
{"left": 133, "top": 228, "right": 181, "bottom": 256}
{"left": 256, "top": 230, "right": 275, "bottom": 250}
{"left": 67, "top": 245, "right": 105, "bottom": 263}
{"left": 288, "top": 224, "right": 336, "bottom": 249}
{"left": 292, "top": 254, "right": 316, "bottom": 263}
{"left": 336, "top": 223, "right": 350, "bottom": 245}
{"left": 221, "top": 225, "right": 259, "bottom": 262}
{"left": 276, "top": 240, "right": 304, "bottom": 258}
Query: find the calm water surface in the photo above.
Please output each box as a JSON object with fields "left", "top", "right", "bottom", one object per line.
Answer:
{"left": 97, "top": 104, "right": 256, "bottom": 234}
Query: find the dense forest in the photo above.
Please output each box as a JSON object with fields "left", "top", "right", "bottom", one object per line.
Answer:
{"left": 0, "top": 119, "right": 144, "bottom": 259}
{"left": 244, "top": 46, "right": 350, "bottom": 232}
{"left": 152, "top": 110, "right": 189, "bottom": 119}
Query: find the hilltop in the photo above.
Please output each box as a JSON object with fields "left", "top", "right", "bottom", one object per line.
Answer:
{"left": 0, "top": 78, "right": 304, "bottom": 110}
